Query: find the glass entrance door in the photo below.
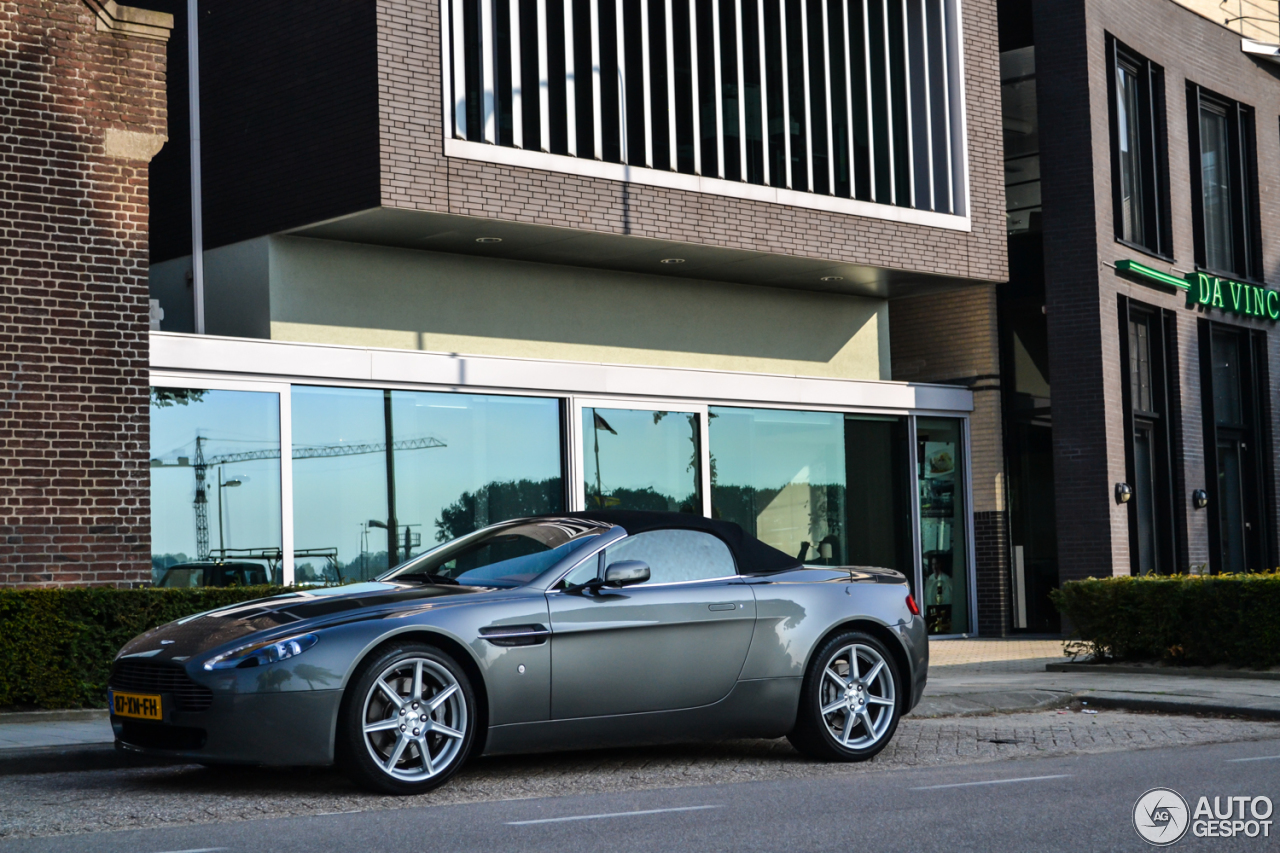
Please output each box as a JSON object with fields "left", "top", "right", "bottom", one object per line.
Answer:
{"left": 573, "top": 400, "right": 710, "bottom": 515}
{"left": 916, "top": 417, "right": 971, "bottom": 635}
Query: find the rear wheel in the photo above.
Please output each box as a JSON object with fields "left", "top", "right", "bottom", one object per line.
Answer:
{"left": 788, "top": 631, "right": 901, "bottom": 761}
{"left": 337, "top": 643, "right": 476, "bottom": 794}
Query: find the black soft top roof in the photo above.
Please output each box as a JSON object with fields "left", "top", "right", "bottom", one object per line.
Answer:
{"left": 558, "top": 510, "right": 802, "bottom": 575}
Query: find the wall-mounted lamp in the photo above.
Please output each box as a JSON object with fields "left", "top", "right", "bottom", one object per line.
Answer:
{"left": 1115, "top": 482, "right": 1133, "bottom": 504}
{"left": 1192, "top": 489, "right": 1209, "bottom": 510}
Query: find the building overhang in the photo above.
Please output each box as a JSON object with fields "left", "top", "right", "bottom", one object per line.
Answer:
{"left": 284, "top": 207, "right": 994, "bottom": 301}
{"left": 1242, "top": 38, "right": 1280, "bottom": 63}
{"left": 149, "top": 332, "right": 974, "bottom": 415}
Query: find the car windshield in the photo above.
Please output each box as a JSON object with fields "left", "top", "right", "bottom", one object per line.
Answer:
{"left": 382, "top": 519, "right": 609, "bottom": 588}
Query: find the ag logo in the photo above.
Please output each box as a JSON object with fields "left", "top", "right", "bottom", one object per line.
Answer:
{"left": 1134, "top": 787, "right": 1190, "bottom": 846}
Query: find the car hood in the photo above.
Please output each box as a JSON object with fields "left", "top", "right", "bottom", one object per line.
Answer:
{"left": 116, "top": 582, "right": 488, "bottom": 662}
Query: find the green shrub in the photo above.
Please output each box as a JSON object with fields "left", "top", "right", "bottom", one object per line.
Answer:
{"left": 0, "top": 586, "right": 283, "bottom": 710}
{"left": 1051, "top": 572, "right": 1280, "bottom": 668}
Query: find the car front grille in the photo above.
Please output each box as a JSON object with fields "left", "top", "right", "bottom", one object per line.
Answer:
{"left": 117, "top": 720, "right": 207, "bottom": 751}
{"left": 109, "top": 660, "right": 214, "bottom": 712}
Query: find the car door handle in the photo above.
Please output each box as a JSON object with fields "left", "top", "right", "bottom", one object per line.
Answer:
{"left": 708, "top": 603, "right": 737, "bottom": 611}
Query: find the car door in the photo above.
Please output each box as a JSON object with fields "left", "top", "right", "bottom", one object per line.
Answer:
{"left": 546, "top": 529, "right": 756, "bottom": 719}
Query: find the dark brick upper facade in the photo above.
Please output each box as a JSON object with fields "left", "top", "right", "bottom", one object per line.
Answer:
{"left": 0, "top": 0, "right": 171, "bottom": 586}
{"left": 1034, "top": 0, "right": 1280, "bottom": 581}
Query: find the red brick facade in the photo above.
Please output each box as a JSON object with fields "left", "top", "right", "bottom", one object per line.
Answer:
{"left": 0, "top": 0, "right": 170, "bottom": 586}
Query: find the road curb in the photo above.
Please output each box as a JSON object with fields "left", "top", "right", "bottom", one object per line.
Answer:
{"left": 1046, "top": 663, "right": 1280, "bottom": 680}
{"left": 1080, "top": 695, "right": 1280, "bottom": 720}
{"left": 0, "top": 743, "right": 179, "bottom": 776}
{"left": 913, "top": 689, "right": 1280, "bottom": 721}
{"left": 910, "top": 689, "right": 1075, "bottom": 718}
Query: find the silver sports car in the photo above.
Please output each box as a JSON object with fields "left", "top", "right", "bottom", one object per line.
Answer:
{"left": 110, "top": 511, "right": 928, "bottom": 794}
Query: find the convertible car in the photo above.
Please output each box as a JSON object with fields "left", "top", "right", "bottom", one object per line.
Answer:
{"left": 110, "top": 511, "right": 928, "bottom": 794}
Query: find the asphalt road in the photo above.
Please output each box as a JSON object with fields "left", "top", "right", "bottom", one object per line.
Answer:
{"left": 2, "top": 736, "right": 1277, "bottom": 853}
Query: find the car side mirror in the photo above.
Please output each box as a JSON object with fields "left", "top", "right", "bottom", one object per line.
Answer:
{"left": 603, "top": 560, "right": 650, "bottom": 587}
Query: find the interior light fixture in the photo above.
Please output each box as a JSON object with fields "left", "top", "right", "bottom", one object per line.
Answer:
{"left": 820, "top": 275, "right": 844, "bottom": 282}
{"left": 660, "top": 258, "right": 685, "bottom": 264}
{"left": 475, "top": 237, "right": 503, "bottom": 244}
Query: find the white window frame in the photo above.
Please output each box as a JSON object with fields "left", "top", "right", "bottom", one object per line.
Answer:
{"left": 148, "top": 372, "right": 295, "bottom": 587}
{"left": 439, "top": 0, "right": 973, "bottom": 232}
{"left": 569, "top": 396, "right": 712, "bottom": 516}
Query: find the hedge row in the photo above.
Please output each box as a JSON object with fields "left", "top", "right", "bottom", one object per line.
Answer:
{"left": 0, "top": 586, "right": 282, "bottom": 710}
{"left": 1051, "top": 572, "right": 1280, "bottom": 668}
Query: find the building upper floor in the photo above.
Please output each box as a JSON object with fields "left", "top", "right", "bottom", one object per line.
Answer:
{"left": 145, "top": 0, "right": 1009, "bottom": 309}
{"left": 1000, "top": 0, "right": 1280, "bottom": 299}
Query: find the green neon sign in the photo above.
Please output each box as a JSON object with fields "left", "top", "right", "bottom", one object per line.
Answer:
{"left": 1116, "top": 259, "right": 1280, "bottom": 321}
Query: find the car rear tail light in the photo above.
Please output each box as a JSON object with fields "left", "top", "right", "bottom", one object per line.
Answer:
{"left": 905, "top": 593, "right": 920, "bottom": 616}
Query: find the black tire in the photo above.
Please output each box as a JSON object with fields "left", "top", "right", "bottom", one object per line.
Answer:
{"left": 336, "top": 642, "right": 477, "bottom": 795}
{"left": 787, "top": 631, "right": 902, "bottom": 762}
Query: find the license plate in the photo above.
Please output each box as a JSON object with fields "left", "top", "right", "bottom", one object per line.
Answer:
{"left": 110, "top": 689, "right": 162, "bottom": 721}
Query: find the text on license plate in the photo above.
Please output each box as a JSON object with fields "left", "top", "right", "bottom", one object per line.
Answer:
{"left": 112, "top": 690, "right": 162, "bottom": 720}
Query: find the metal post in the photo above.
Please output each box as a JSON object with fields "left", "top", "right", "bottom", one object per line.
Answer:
{"left": 187, "top": 0, "right": 205, "bottom": 334}
{"left": 565, "top": 0, "right": 577, "bottom": 155}
{"left": 734, "top": 0, "right": 747, "bottom": 180}
{"left": 757, "top": 0, "right": 769, "bottom": 186}
{"left": 779, "top": 0, "right": 791, "bottom": 187}
{"left": 383, "top": 390, "right": 399, "bottom": 567}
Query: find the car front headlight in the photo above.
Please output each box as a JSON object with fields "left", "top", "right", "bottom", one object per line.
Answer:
{"left": 203, "top": 633, "right": 319, "bottom": 671}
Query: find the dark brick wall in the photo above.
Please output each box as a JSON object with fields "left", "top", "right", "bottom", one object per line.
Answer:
{"left": 0, "top": 0, "right": 170, "bottom": 586}
{"left": 1033, "top": 0, "right": 1280, "bottom": 579}
{"left": 1031, "top": 0, "right": 1116, "bottom": 583}
{"left": 974, "top": 510, "right": 1011, "bottom": 636}
{"left": 148, "top": 0, "right": 381, "bottom": 262}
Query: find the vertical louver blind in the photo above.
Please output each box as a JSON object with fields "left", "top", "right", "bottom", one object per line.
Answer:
{"left": 445, "top": 0, "right": 966, "bottom": 214}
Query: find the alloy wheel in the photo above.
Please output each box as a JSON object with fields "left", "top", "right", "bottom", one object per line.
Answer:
{"left": 818, "top": 643, "right": 896, "bottom": 750}
{"left": 360, "top": 656, "right": 468, "bottom": 782}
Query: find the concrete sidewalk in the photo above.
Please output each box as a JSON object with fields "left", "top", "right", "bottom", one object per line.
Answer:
{"left": 4, "top": 638, "right": 1279, "bottom": 774}
{"left": 915, "top": 639, "right": 1280, "bottom": 719}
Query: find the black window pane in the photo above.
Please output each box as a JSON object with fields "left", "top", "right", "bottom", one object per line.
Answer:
{"left": 1116, "top": 62, "right": 1144, "bottom": 243}
{"left": 1200, "top": 103, "right": 1234, "bottom": 273}
{"left": 1210, "top": 329, "right": 1243, "bottom": 428}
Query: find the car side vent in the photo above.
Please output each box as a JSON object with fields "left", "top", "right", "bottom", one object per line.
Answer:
{"left": 478, "top": 624, "right": 550, "bottom": 647}
{"left": 109, "top": 660, "right": 214, "bottom": 711}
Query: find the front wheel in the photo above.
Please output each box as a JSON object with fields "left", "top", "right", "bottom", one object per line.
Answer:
{"left": 337, "top": 643, "right": 476, "bottom": 794}
{"left": 787, "top": 631, "right": 901, "bottom": 761}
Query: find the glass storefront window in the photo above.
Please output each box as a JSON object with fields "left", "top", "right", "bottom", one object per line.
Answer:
{"left": 149, "top": 387, "right": 282, "bottom": 585}
{"left": 708, "top": 408, "right": 847, "bottom": 563}
{"left": 917, "top": 417, "right": 969, "bottom": 635}
{"left": 292, "top": 388, "right": 563, "bottom": 581}
{"left": 581, "top": 407, "right": 701, "bottom": 513}
{"left": 844, "top": 416, "right": 914, "bottom": 577}
{"left": 709, "top": 408, "right": 911, "bottom": 573}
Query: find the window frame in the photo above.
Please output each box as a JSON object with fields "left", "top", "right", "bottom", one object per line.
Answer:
{"left": 1117, "top": 298, "right": 1179, "bottom": 575}
{"left": 148, "top": 373, "right": 295, "bottom": 585}
{"left": 1197, "top": 320, "right": 1272, "bottom": 574}
{"left": 1186, "top": 83, "right": 1263, "bottom": 282}
{"left": 1105, "top": 35, "right": 1171, "bottom": 260}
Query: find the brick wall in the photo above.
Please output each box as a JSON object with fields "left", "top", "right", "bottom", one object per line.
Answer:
{"left": 0, "top": 0, "right": 170, "bottom": 587}
{"left": 974, "top": 509, "right": 1011, "bottom": 636}
{"left": 375, "top": 0, "right": 1008, "bottom": 286}
{"left": 1036, "top": 0, "right": 1280, "bottom": 580}
{"left": 890, "top": 282, "right": 1008, "bottom": 635}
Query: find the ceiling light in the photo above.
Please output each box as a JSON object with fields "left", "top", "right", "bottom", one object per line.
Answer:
{"left": 820, "top": 275, "right": 844, "bottom": 282}
{"left": 660, "top": 258, "right": 685, "bottom": 264}
{"left": 475, "top": 237, "right": 503, "bottom": 244}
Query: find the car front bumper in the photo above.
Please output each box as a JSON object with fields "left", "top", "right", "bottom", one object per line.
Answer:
{"left": 112, "top": 687, "right": 344, "bottom": 766}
